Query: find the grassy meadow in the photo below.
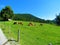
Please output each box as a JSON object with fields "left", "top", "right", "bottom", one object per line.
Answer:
{"left": 0, "top": 21, "right": 60, "bottom": 45}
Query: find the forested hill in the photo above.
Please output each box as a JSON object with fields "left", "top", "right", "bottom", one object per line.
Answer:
{"left": 13, "top": 14, "right": 45, "bottom": 22}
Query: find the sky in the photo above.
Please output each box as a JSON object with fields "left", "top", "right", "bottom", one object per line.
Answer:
{"left": 0, "top": 0, "right": 60, "bottom": 20}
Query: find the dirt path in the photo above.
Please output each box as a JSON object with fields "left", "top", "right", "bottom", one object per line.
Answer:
{"left": 0, "top": 28, "right": 10, "bottom": 45}
{"left": 0, "top": 28, "right": 20, "bottom": 45}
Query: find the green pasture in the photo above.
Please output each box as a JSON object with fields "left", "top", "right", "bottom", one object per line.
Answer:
{"left": 0, "top": 21, "right": 60, "bottom": 45}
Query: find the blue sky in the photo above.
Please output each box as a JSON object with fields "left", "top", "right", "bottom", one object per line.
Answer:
{"left": 0, "top": 0, "right": 60, "bottom": 20}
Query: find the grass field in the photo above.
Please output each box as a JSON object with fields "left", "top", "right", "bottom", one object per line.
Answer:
{"left": 0, "top": 21, "right": 60, "bottom": 45}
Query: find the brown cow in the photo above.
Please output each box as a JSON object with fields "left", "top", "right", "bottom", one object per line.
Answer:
{"left": 18, "top": 22, "right": 23, "bottom": 25}
{"left": 28, "top": 22, "right": 34, "bottom": 26}
{"left": 40, "top": 23, "right": 43, "bottom": 26}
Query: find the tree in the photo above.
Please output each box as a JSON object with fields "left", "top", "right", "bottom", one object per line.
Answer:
{"left": 55, "top": 13, "right": 60, "bottom": 25}
{"left": 0, "top": 6, "right": 14, "bottom": 21}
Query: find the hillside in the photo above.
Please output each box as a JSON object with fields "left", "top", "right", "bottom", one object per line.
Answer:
{"left": 0, "top": 21, "right": 60, "bottom": 45}
{"left": 13, "top": 14, "right": 45, "bottom": 23}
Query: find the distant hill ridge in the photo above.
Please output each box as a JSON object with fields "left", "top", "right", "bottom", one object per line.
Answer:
{"left": 13, "top": 14, "right": 45, "bottom": 23}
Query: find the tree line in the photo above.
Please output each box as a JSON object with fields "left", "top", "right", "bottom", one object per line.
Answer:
{"left": 0, "top": 6, "right": 60, "bottom": 26}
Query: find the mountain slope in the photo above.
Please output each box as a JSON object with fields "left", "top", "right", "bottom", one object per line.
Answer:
{"left": 13, "top": 14, "right": 45, "bottom": 22}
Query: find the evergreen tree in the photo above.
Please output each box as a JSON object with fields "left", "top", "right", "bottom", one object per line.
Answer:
{"left": 55, "top": 13, "right": 60, "bottom": 25}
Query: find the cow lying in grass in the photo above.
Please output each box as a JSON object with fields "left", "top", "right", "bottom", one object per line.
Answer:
{"left": 18, "top": 22, "right": 23, "bottom": 25}
{"left": 13, "top": 22, "right": 23, "bottom": 25}
{"left": 28, "top": 22, "right": 34, "bottom": 26}
{"left": 40, "top": 23, "right": 43, "bottom": 26}
{"left": 13, "top": 22, "right": 17, "bottom": 24}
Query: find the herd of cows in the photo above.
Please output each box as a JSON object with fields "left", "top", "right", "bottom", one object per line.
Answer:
{"left": 13, "top": 22, "right": 43, "bottom": 26}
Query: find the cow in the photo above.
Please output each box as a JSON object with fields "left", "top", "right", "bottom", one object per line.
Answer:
{"left": 40, "top": 23, "right": 43, "bottom": 26}
{"left": 13, "top": 22, "right": 17, "bottom": 24}
{"left": 18, "top": 22, "right": 23, "bottom": 25}
{"left": 28, "top": 22, "right": 34, "bottom": 26}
